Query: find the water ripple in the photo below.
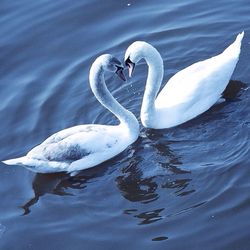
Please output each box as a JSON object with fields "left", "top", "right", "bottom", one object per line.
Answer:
{"left": 0, "top": 0, "right": 250, "bottom": 249}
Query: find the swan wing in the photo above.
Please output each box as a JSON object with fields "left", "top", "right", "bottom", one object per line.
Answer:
{"left": 41, "top": 125, "right": 97, "bottom": 144}
{"left": 27, "top": 124, "right": 120, "bottom": 162}
{"left": 3, "top": 124, "right": 126, "bottom": 173}
{"left": 156, "top": 32, "right": 244, "bottom": 111}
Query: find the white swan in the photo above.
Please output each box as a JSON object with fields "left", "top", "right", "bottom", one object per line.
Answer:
{"left": 3, "top": 55, "right": 139, "bottom": 174}
{"left": 124, "top": 32, "right": 244, "bottom": 129}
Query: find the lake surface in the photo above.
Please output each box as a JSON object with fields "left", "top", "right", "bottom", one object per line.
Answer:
{"left": 0, "top": 0, "right": 250, "bottom": 249}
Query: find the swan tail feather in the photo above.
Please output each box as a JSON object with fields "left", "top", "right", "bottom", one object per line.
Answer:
{"left": 2, "top": 156, "right": 27, "bottom": 166}
{"left": 224, "top": 31, "right": 244, "bottom": 58}
{"left": 3, "top": 156, "right": 70, "bottom": 173}
{"left": 235, "top": 31, "right": 244, "bottom": 44}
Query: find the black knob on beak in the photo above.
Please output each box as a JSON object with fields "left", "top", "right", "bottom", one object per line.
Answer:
{"left": 115, "top": 66, "right": 126, "bottom": 81}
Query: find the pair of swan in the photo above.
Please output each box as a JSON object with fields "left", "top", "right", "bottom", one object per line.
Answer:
{"left": 3, "top": 32, "right": 244, "bottom": 174}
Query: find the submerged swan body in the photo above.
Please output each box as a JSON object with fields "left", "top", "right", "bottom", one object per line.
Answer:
{"left": 3, "top": 55, "right": 139, "bottom": 174}
{"left": 125, "top": 32, "right": 244, "bottom": 129}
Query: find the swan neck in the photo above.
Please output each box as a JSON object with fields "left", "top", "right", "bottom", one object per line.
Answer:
{"left": 141, "top": 46, "right": 164, "bottom": 126}
{"left": 89, "top": 64, "right": 139, "bottom": 136}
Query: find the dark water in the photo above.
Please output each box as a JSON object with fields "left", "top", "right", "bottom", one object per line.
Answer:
{"left": 0, "top": 0, "right": 250, "bottom": 249}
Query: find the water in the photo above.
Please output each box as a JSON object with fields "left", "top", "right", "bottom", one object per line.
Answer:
{"left": 0, "top": 0, "right": 250, "bottom": 249}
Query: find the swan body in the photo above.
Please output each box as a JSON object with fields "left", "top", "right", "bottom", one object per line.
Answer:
{"left": 3, "top": 55, "right": 139, "bottom": 174}
{"left": 125, "top": 32, "right": 244, "bottom": 129}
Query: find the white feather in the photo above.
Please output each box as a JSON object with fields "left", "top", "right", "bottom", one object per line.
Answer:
{"left": 3, "top": 55, "right": 139, "bottom": 173}
{"left": 125, "top": 32, "right": 244, "bottom": 129}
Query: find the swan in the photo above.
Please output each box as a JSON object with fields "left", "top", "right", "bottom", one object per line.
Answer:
{"left": 124, "top": 32, "right": 244, "bottom": 129}
{"left": 3, "top": 54, "right": 139, "bottom": 174}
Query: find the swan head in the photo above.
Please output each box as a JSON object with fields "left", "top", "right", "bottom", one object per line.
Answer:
{"left": 125, "top": 41, "right": 157, "bottom": 77}
{"left": 95, "top": 54, "right": 126, "bottom": 81}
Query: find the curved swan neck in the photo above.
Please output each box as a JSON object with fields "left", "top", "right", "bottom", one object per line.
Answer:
{"left": 89, "top": 62, "right": 139, "bottom": 134}
{"left": 140, "top": 44, "right": 164, "bottom": 126}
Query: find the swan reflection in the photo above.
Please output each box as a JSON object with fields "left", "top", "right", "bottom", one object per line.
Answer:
{"left": 116, "top": 80, "right": 247, "bottom": 226}
{"left": 21, "top": 171, "right": 96, "bottom": 215}
{"left": 115, "top": 129, "right": 196, "bottom": 226}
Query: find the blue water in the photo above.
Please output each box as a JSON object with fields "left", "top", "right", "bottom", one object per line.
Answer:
{"left": 0, "top": 0, "right": 250, "bottom": 249}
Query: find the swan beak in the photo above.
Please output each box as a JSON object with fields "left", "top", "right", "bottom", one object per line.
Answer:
{"left": 125, "top": 58, "right": 135, "bottom": 77}
{"left": 116, "top": 67, "right": 126, "bottom": 81}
